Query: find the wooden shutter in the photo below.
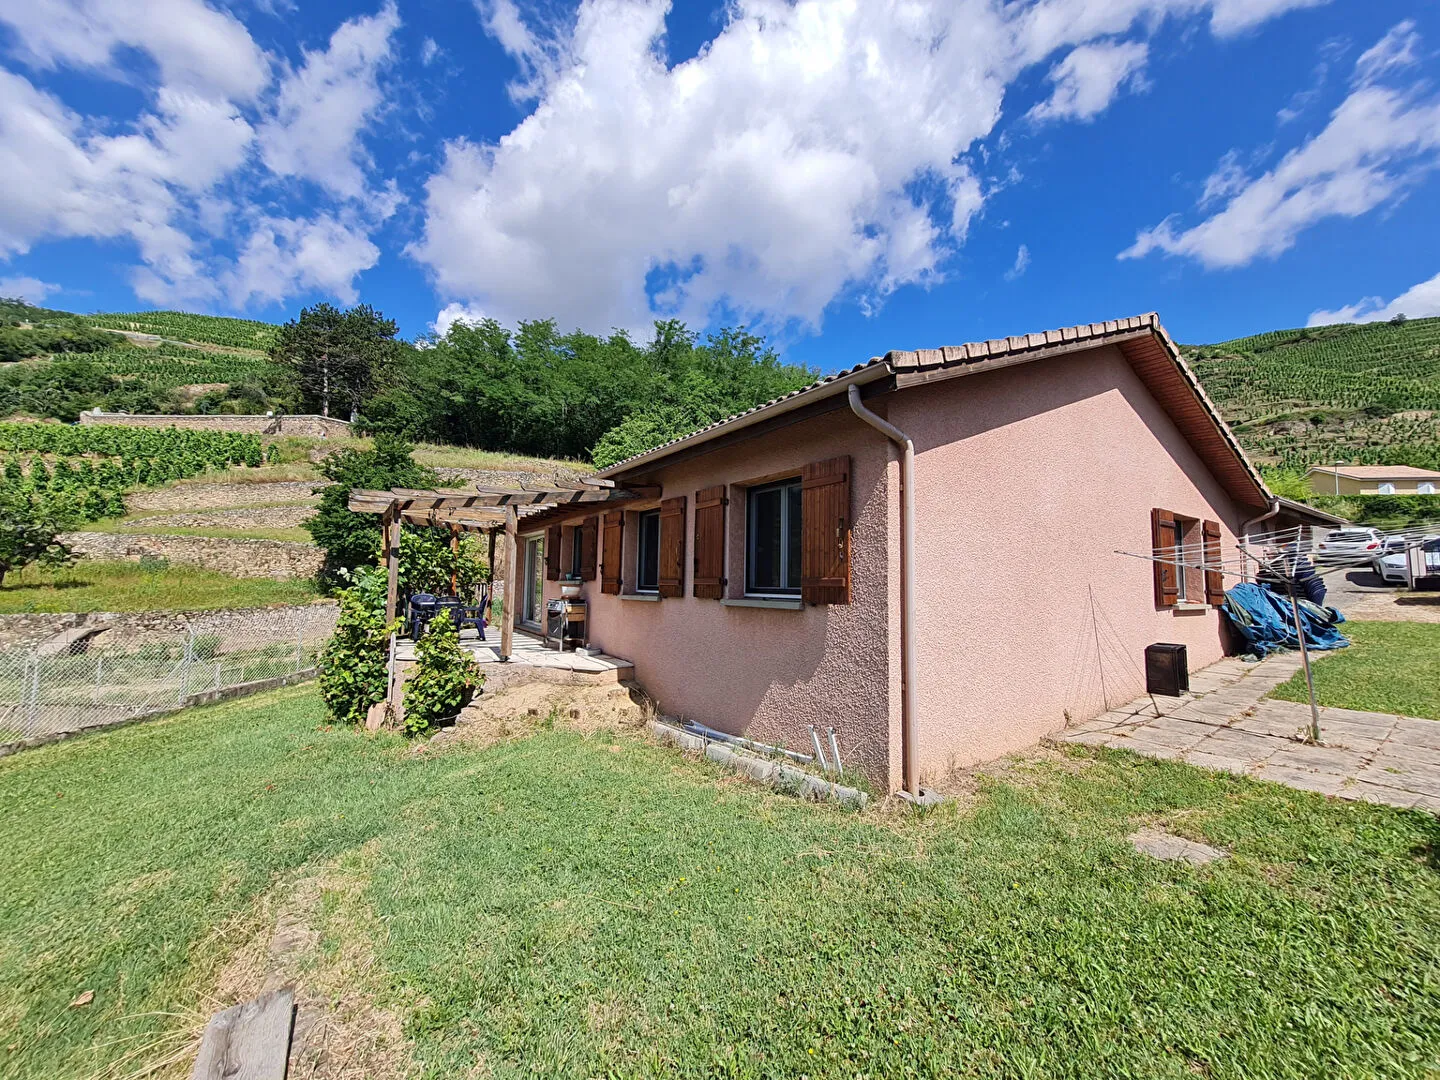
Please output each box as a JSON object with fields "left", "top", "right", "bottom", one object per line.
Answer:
{"left": 1202, "top": 519, "right": 1225, "bottom": 606}
{"left": 692, "top": 485, "right": 727, "bottom": 599}
{"left": 545, "top": 525, "right": 561, "bottom": 581}
{"left": 1151, "top": 508, "right": 1179, "bottom": 607}
{"left": 801, "top": 456, "right": 851, "bottom": 605}
{"left": 601, "top": 511, "right": 623, "bottom": 595}
{"left": 579, "top": 516, "right": 598, "bottom": 581}
{"left": 658, "top": 496, "right": 686, "bottom": 598}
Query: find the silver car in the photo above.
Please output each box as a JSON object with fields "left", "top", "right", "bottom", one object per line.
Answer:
{"left": 1315, "top": 527, "right": 1384, "bottom": 565}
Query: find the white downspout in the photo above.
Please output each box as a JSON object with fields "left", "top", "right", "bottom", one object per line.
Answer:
{"left": 847, "top": 385, "right": 919, "bottom": 797}
{"left": 1240, "top": 498, "right": 1281, "bottom": 581}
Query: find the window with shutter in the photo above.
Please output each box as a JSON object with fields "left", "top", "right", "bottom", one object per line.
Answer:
{"left": 1202, "top": 519, "right": 1225, "bottom": 606}
{"left": 579, "top": 517, "right": 598, "bottom": 581}
{"left": 692, "top": 485, "right": 727, "bottom": 598}
{"left": 545, "top": 525, "right": 561, "bottom": 581}
{"left": 658, "top": 495, "right": 686, "bottom": 597}
{"left": 801, "top": 455, "right": 851, "bottom": 605}
{"left": 600, "top": 511, "right": 623, "bottom": 594}
{"left": 1151, "top": 508, "right": 1179, "bottom": 607}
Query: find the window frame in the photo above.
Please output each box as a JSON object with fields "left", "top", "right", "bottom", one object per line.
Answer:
{"left": 634, "top": 508, "right": 661, "bottom": 593}
{"left": 1378, "top": 482, "right": 1397, "bottom": 495}
{"left": 745, "top": 476, "right": 803, "bottom": 597}
{"left": 567, "top": 524, "right": 584, "bottom": 579}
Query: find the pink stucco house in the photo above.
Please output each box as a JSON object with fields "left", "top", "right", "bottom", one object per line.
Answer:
{"left": 521, "top": 313, "right": 1291, "bottom": 795}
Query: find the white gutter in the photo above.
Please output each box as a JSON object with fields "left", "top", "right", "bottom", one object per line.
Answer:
{"left": 597, "top": 363, "right": 892, "bottom": 479}
{"left": 846, "top": 385, "right": 919, "bottom": 797}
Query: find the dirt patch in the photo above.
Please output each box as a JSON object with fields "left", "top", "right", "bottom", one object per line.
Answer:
{"left": 209, "top": 843, "right": 411, "bottom": 1080}
{"left": 428, "top": 678, "right": 653, "bottom": 751}
{"left": 1342, "top": 591, "right": 1440, "bottom": 624}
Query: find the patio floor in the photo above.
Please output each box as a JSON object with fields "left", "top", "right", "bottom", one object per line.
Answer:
{"left": 395, "top": 629, "right": 634, "bottom": 680}
{"left": 1056, "top": 652, "right": 1440, "bottom": 813}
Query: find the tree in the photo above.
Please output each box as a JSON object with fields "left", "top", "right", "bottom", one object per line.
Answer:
{"left": 304, "top": 434, "right": 441, "bottom": 587}
{"left": 0, "top": 489, "right": 73, "bottom": 586}
{"left": 270, "top": 303, "right": 400, "bottom": 420}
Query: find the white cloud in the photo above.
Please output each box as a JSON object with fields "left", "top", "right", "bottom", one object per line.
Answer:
{"left": 0, "top": 0, "right": 270, "bottom": 102}
{"left": 414, "top": 0, "right": 1322, "bottom": 334}
{"left": 433, "top": 302, "right": 486, "bottom": 336}
{"left": 1028, "top": 40, "right": 1149, "bottom": 123}
{"left": 0, "top": 2, "right": 404, "bottom": 311}
{"left": 1004, "top": 244, "right": 1031, "bottom": 281}
{"left": 1308, "top": 270, "right": 1440, "bottom": 326}
{"left": 420, "top": 38, "right": 441, "bottom": 66}
{"left": 1354, "top": 19, "right": 1418, "bottom": 87}
{"left": 0, "top": 276, "right": 60, "bottom": 304}
{"left": 1207, "top": 0, "right": 1329, "bottom": 37}
{"left": 224, "top": 212, "right": 383, "bottom": 307}
{"left": 258, "top": 2, "right": 401, "bottom": 199}
{"left": 1122, "top": 23, "right": 1440, "bottom": 269}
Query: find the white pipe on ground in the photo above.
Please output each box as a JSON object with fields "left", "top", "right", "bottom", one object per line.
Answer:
{"left": 847, "top": 385, "right": 919, "bottom": 797}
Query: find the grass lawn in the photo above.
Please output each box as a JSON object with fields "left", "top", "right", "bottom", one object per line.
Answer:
{"left": 1272, "top": 621, "right": 1440, "bottom": 720}
{"left": 81, "top": 517, "right": 314, "bottom": 543}
{"left": 0, "top": 561, "right": 318, "bottom": 613}
{"left": 1, "top": 688, "right": 1436, "bottom": 1078}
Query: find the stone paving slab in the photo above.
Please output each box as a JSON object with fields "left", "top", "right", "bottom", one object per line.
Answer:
{"left": 1054, "top": 652, "right": 1439, "bottom": 814}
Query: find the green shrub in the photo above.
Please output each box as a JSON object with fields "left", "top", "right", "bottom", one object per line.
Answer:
{"left": 402, "top": 610, "right": 482, "bottom": 736}
{"left": 317, "top": 567, "right": 395, "bottom": 727}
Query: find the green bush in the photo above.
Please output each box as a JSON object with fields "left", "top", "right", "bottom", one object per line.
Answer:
{"left": 402, "top": 610, "right": 482, "bottom": 736}
{"left": 317, "top": 567, "right": 395, "bottom": 727}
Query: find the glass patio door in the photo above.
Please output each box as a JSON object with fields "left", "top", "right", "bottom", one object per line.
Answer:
{"left": 522, "top": 536, "right": 544, "bottom": 627}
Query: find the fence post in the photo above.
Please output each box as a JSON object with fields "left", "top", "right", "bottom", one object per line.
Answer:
{"left": 214, "top": 659, "right": 222, "bottom": 691}
{"left": 24, "top": 653, "right": 40, "bottom": 732}
{"left": 295, "top": 630, "right": 303, "bottom": 674}
{"left": 179, "top": 630, "right": 195, "bottom": 705}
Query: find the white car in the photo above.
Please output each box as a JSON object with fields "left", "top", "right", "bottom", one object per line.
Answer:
{"left": 1372, "top": 537, "right": 1410, "bottom": 584}
{"left": 1374, "top": 535, "right": 1440, "bottom": 584}
{"left": 1315, "top": 527, "right": 1384, "bottom": 565}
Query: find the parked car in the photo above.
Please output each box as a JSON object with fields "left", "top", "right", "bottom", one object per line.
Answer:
{"left": 1372, "top": 537, "right": 1411, "bottom": 584}
{"left": 1315, "top": 527, "right": 1384, "bottom": 565}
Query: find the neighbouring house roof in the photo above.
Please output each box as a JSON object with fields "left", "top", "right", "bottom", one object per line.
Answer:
{"left": 1304, "top": 465, "right": 1440, "bottom": 481}
{"left": 597, "top": 312, "right": 1271, "bottom": 508}
{"left": 1273, "top": 496, "right": 1349, "bottom": 526}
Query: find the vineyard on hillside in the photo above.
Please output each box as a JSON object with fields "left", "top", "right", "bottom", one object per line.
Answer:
{"left": 83, "top": 311, "right": 279, "bottom": 352}
{"left": 0, "top": 424, "right": 266, "bottom": 529}
{"left": 1185, "top": 317, "right": 1440, "bottom": 470}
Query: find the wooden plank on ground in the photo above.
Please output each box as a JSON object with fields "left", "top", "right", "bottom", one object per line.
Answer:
{"left": 191, "top": 987, "right": 294, "bottom": 1080}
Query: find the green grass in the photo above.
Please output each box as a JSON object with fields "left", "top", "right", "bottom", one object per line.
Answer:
{"left": 81, "top": 517, "right": 314, "bottom": 543}
{"left": 1271, "top": 621, "right": 1440, "bottom": 720}
{"left": 1, "top": 688, "right": 1437, "bottom": 1079}
{"left": 0, "top": 561, "right": 318, "bottom": 612}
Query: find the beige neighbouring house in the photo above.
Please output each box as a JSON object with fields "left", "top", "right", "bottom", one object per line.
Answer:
{"left": 1305, "top": 465, "right": 1440, "bottom": 496}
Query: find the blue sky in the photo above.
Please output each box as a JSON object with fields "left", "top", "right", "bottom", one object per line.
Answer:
{"left": 1, "top": 0, "right": 1437, "bottom": 372}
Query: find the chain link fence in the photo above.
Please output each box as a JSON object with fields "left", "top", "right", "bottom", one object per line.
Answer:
{"left": 0, "top": 604, "right": 339, "bottom": 753}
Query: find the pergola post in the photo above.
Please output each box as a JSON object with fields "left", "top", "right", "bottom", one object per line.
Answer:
{"left": 384, "top": 506, "right": 400, "bottom": 625}
{"left": 486, "top": 527, "right": 497, "bottom": 607}
{"left": 501, "top": 506, "right": 517, "bottom": 661}
{"left": 449, "top": 523, "right": 460, "bottom": 595}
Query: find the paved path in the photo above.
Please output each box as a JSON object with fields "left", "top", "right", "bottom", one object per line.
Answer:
{"left": 1056, "top": 653, "right": 1440, "bottom": 812}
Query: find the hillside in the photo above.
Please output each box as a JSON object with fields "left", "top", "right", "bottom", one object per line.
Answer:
{"left": 1182, "top": 317, "right": 1440, "bottom": 470}
{"left": 6, "top": 296, "right": 1440, "bottom": 473}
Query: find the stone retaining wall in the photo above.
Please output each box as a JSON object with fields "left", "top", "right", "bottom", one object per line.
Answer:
{"left": 79, "top": 412, "right": 353, "bottom": 439}
{"left": 62, "top": 532, "right": 323, "bottom": 580}
{"left": 126, "top": 481, "right": 324, "bottom": 511}
{"left": 0, "top": 602, "right": 339, "bottom": 650}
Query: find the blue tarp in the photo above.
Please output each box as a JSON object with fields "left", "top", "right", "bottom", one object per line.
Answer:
{"left": 1221, "top": 582, "right": 1349, "bottom": 659}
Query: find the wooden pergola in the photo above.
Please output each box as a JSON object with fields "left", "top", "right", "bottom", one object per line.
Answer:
{"left": 348, "top": 479, "right": 653, "bottom": 659}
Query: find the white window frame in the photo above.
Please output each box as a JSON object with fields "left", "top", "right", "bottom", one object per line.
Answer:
{"left": 745, "top": 477, "right": 802, "bottom": 597}
{"left": 1378, "top": 482, "right": 1397, "bottom": 495}
{"left": 1418, "top": 482, "right": 1436, "bottom": 495}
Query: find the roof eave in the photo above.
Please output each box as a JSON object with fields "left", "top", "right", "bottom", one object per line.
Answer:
{"left": 595, "top": 361, "right": 892, "bottom": 479}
